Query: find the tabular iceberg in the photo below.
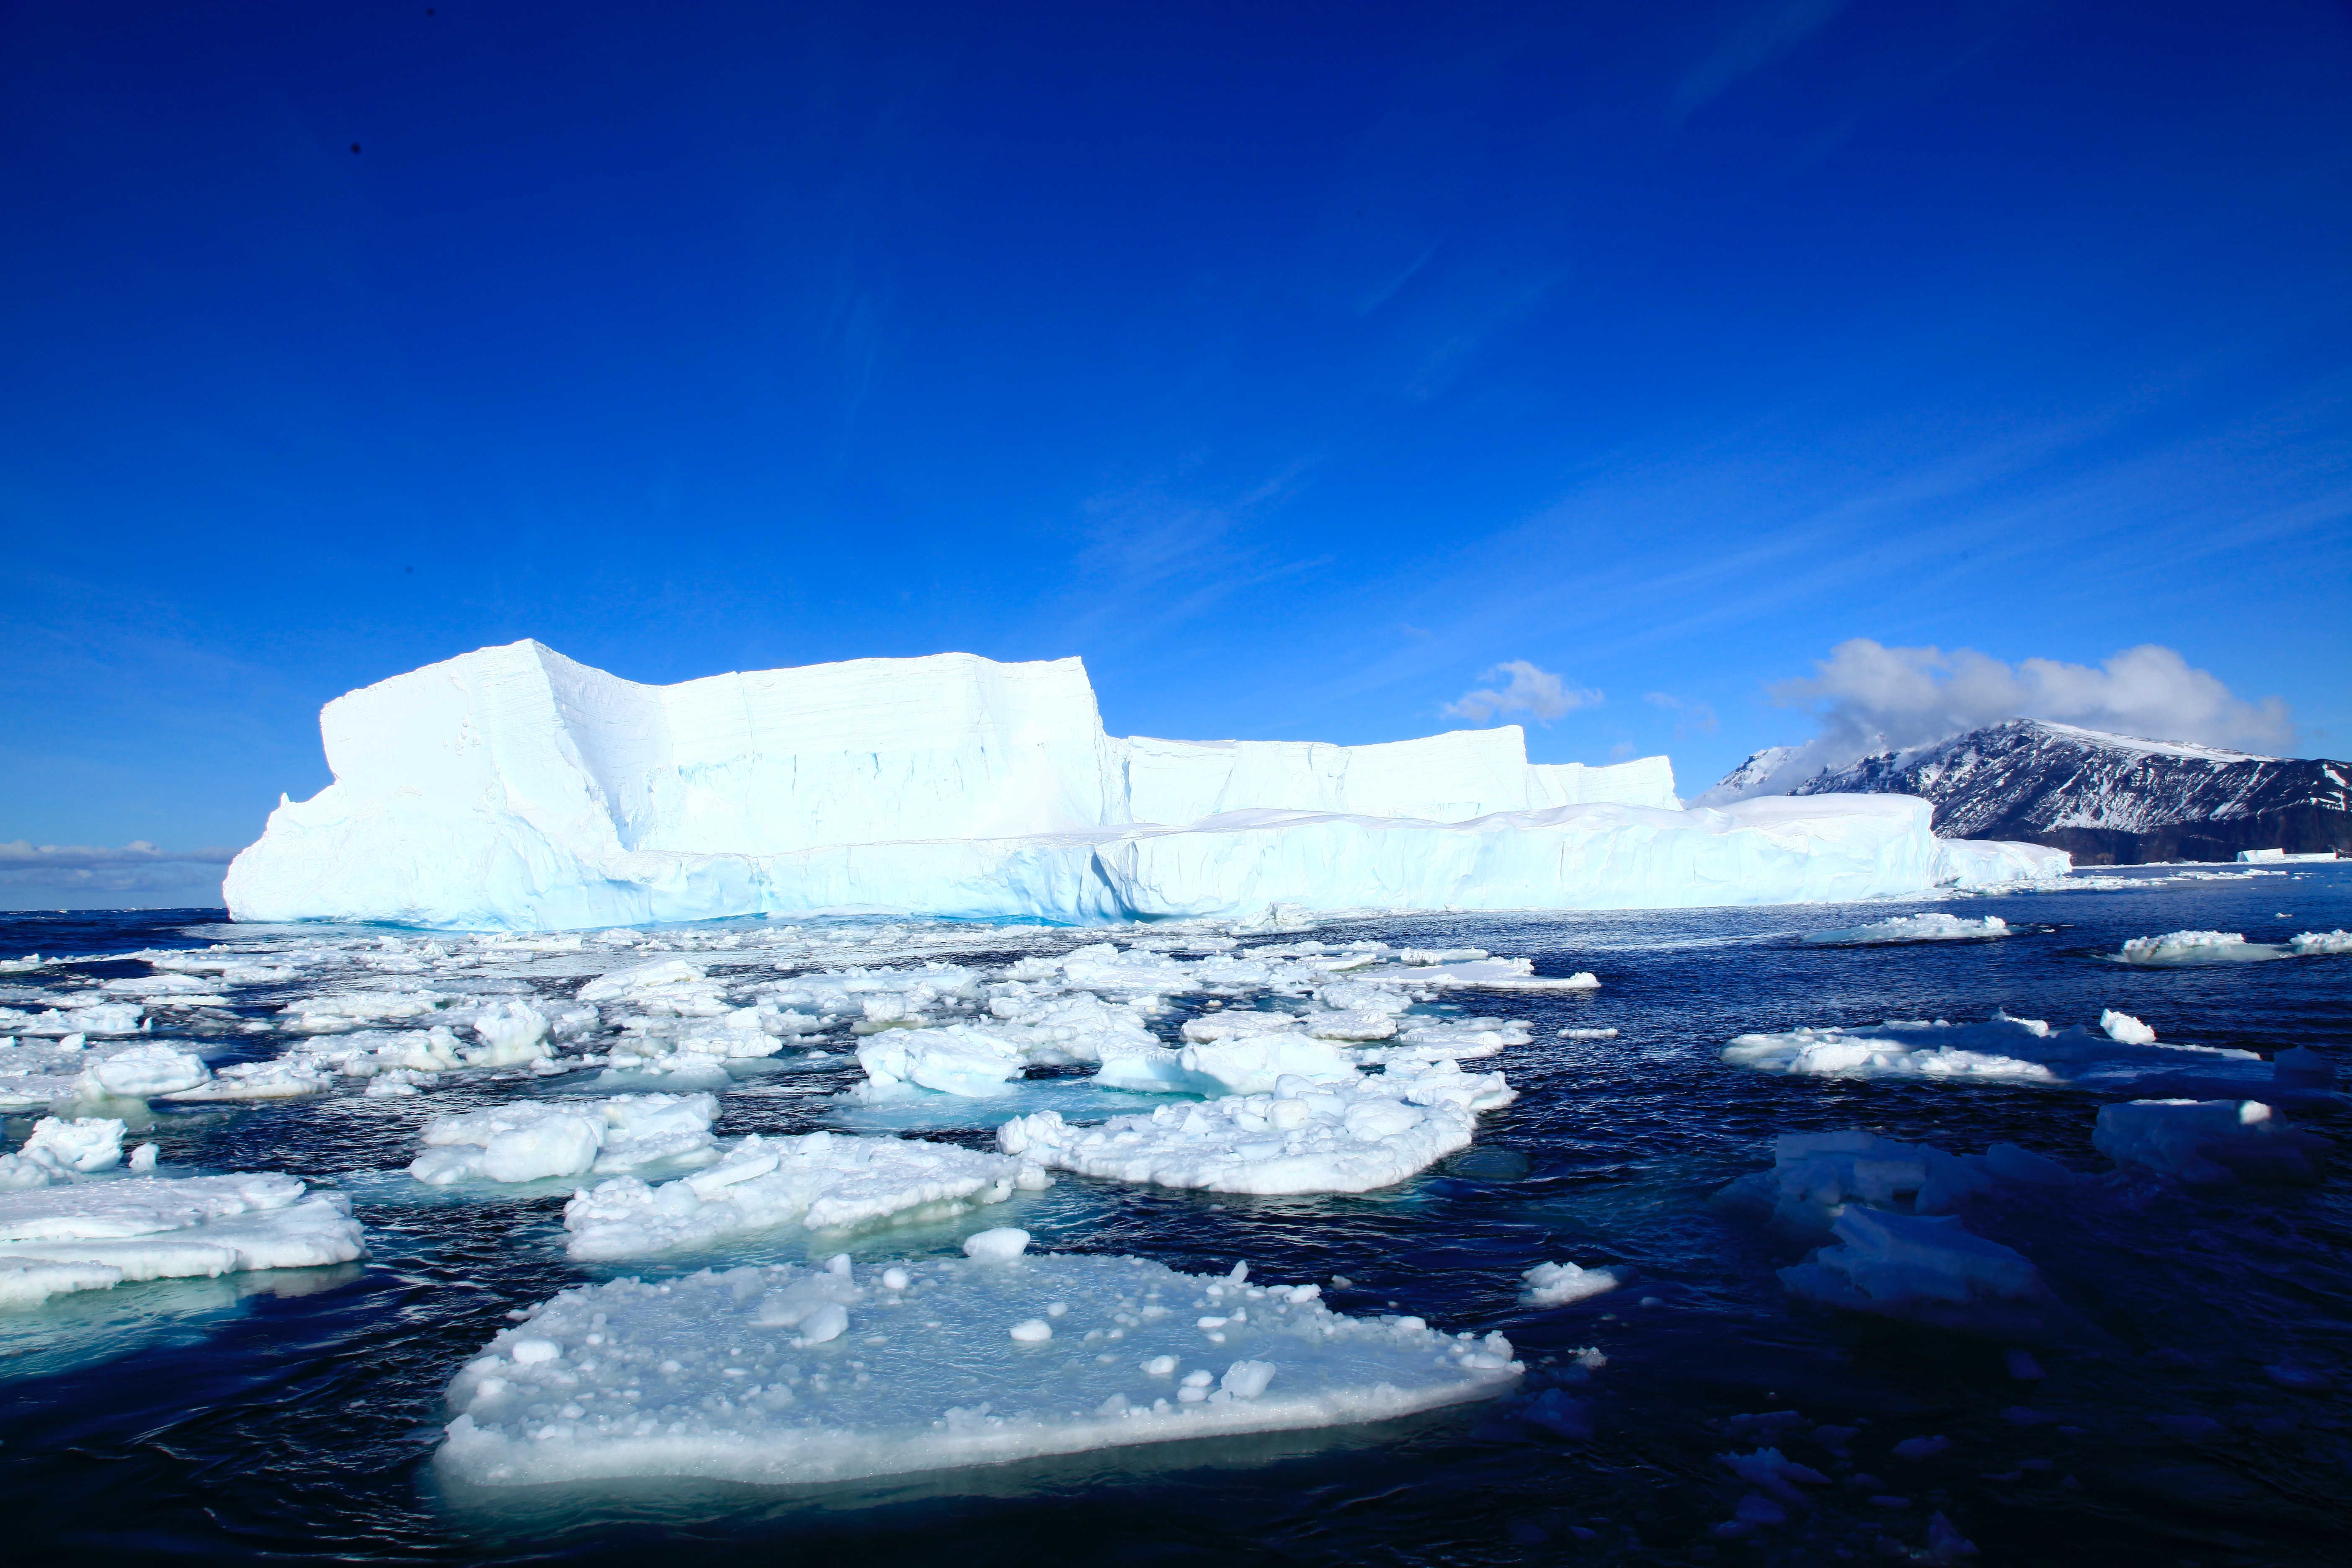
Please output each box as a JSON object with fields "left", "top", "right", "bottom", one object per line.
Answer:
{"left": 226, "top": 640, "right": 2066, "bottom": 930}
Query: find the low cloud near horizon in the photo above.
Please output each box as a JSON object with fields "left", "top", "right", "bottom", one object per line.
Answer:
{"left": 0, "top": 840, "right": 240, "bottom": 908}
{"left": 1707, "top": 640, "right": 2296, "bottom": 800}
{"left": 1443, "top": 660, "right": 1602, "bottom": 725}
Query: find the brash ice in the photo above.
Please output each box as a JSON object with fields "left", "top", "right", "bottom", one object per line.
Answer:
{"left": 225, "top": 642, "right": 2066, "bottom": 930}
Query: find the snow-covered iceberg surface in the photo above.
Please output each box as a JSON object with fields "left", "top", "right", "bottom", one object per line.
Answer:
{"left": 226, "top": 640, "right": 2066, "bottom": 930}
{"left": 436, "top": 1249, "right": 1520, "bottom": 1487}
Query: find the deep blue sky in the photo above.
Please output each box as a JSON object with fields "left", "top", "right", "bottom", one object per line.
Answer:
{"left": 4, "top": 0, "right": 2349, "bottom": 905}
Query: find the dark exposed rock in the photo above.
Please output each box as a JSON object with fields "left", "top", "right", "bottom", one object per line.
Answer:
{"left": 1721, "top": 720, "right": 2349, "bottom": 866}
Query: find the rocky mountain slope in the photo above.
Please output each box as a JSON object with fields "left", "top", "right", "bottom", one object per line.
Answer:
{"left": 1720, "top": 719, "right": 2350, "bottom": 864}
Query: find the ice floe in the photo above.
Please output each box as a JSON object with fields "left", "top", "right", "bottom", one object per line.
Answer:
{"left": 2104, "top": 928, "right": 2350, "bottom": 965}
{"left": 561, "top": 1130, "right": 1038, "bottom": 1260}
{"left": 998, "top": 1058, "right": 1514, "bottom": 1195}
{"left": 409, "top": 1093, "right": 722, "bottom": 1186}
{"left": 1713, "top": 1131, "right": 2081, "bottom": 1338}
{"left": 0, "top": 1117, "right": 132, "bottom": 1188}
{"left": 1519, "top": 1261, "right": 1625, "bottom": 1307}
{"left": 2092, "top": 1100, "right": 2331, "bottom": 1186}
{"left": 1719, "top": 1011, "right": 2268, "bottom": 1090}
{"left": 436, "top": 1248, "right": 1520, "bottom": 1486}
{"left": 0, "top": 1171, "right": 365, "bottom": 1308}
{"left": 1800, "top": 913, "right": 2013, "bottom": 946}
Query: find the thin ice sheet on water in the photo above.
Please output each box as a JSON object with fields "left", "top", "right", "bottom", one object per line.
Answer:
{"left": 436, "top": 1248, "right": 1520, "bottom": 1488}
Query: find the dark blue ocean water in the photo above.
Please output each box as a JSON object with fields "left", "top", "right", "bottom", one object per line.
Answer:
{"left": 2, "top": 867, "right": 2347, "bottom": 1565}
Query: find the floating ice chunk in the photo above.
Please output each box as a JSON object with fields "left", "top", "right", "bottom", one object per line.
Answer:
{"left": 436, "top": 1250, "right": 1519, "bottom": 1487}
{"left": 409, "top": 1093, "right": 720, "bottom": 1186}
{"left": 1721, "top": 1013, "right": 2259, "bottom": 1090}
{"left": 2100, "top": 1010, "right": 2157, "bottom": 1045}
{"left": 1720, "top": 1446, "right": 1831, "bottom": 1496}
{"left": 467, "top": 1000, "right": 552, "bottom": 1066}
{"left": 1169, "top": 1036, "right": 1361, "bottom": 1096}
{"left": 0, "top": 1172, "right": 364, "bottom": 1303}
{"left": 0, "top": 1117, "right": 127, "bottom": 1189}
{"left": 163, "top": 1057, "right": 333, "bottom": 1102}
{"left": 1778, "top": 1208, "right": 2059, "bottom": 1334}
{"left": 1711, "top": 1129, "right": 2074, "bottom": 1241}
{"left": 86, "top": 1043, "right": 209, "bottom": 1100}
{"left": 1558, "top": 1027, "right": 1618, "bottom": 1040}
{"left": 1802, "top": 913, "right": 2012, "bottom": 946}
{"left": 2092, "top": 1100, "right": 2330, "bottom": 1186}
{"left": 1178, "top": 1011, "right": 1308, "bottom": 1044}
{"left": 962, "top": 1227, "right": 1029, "bottom": 1261}
{"left": 1362, "top": 957, "right": 1598, "bottom": 991}
{"left": 854, "top": 1025, "right": 1027, "bottom": 1098}
{"left": 5, "top": 1001, "right": 144, "bottom": 1037}
{"left": 1519, "top": 1261, "right": 1623, "bottom": 1308}
{"left": 277, "top": 990, "right": 457, "bottom": 1032}
{"left": 2290, "top": 929, "right": 2352, "bottom": 957}
{"left": 562, "top": 1131, "right": 1025, "bottom": 1260}
{"left": 578, "top": 958, "right": 708, "bottom": 1003}
{"left": 1893, "top": 1434, "right": 1951, "bottom": 1460}
{"left": 2112, "top": 930, "right": 2288, "bottom": 965}
{"left": 999, "top": 1060, "right": 1513, "bottom": 1195}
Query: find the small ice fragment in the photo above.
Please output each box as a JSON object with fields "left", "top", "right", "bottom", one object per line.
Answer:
{"left": 1008, "top": 1319, "right": 1052, "bottom": 1343}
{"left": 1734, "top": 1494, "right": 1786, "bottom": 1525}
{"left": 1220, "top": 1360, "right": 1277, "bottom": 1399}
{"left": 796, "top": 1303, "right": 849, "bottom": 1346}
{"left": 881, "top": 1267, "right": 910, "bottom": 1291}
{"left": 1142, "top": 1355, "right": 1178, "bottom": 1376}
{"left": 2099, "top": 1009, "right": 2156, "bottom": 1045}
{"left": 1893, "top": 1435, "right": 1950, "bottom": 1460}
{"left": 127, "top": 1142, "right": 158, "bottom": 1172}
{"left": 510, "top": 1338, "right": 561, "bottom": 1365}
{"left": 1045, "top": 1302, "right": 1067, "bottom": 1318}
{"left": 1924, "top": 1512, "right": 1977, "bottom": 1560}
{"left": 1519, "top": 1260, "right": 1622, "bottom": 1307}
{"left": 962, "top": 1227, "right": 1030, "bottom": 1261}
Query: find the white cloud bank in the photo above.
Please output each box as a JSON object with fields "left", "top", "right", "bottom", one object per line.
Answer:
{"left": 1710, "top": 640, "right": 2296, "bottom": 799}
{"left": 1443, "top": 661, "right": 1602, "bottom": 725}
{"left": 0, "top": 841, "right": 240, "bottom": 907}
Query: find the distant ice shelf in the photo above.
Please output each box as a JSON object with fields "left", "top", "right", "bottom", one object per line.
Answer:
{"left": 225, "top": 640, "right": 2068, "bottom": 931}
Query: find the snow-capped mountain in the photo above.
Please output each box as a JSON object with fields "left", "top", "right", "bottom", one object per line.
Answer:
{"left": 1715, "top": 719, "right": 2350, "bottom": 864}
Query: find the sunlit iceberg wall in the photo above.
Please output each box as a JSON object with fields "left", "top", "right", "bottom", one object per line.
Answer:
{"left": 225, "top": 641, "right": 2065, "bottom": 929}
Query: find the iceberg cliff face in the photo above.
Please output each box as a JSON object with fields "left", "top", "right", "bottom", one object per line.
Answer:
{"left": 225, "top": 641, "right": 2064, "bottom": 929}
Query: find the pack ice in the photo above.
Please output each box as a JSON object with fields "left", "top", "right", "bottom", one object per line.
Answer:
{"left": 0, "top": 1124, "right": 365, "bottom": 1309}
{"left": 224, "top": 641, "right": 2065, "bottom": 930}
{"left": 436, "top": 1245, "right": 1519, "bottom": 1488}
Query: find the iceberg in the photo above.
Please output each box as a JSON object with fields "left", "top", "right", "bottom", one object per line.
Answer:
{"left": 226, "top": 641, "right": 2066, "bottom": 931}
